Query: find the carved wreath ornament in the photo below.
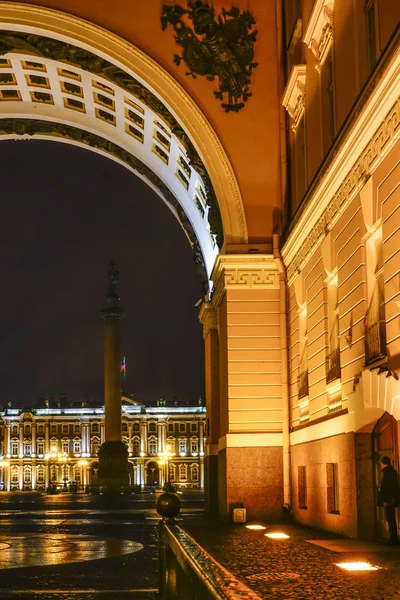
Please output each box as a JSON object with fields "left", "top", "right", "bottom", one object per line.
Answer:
{"left": 161, "top": 1, "right": 258, "bottom": 112}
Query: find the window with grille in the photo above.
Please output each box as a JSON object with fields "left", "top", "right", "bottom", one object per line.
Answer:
{"left": 37, "top": 465, "right": 45, "bottom": 483}
{"left": 133, "top": 438, "right": 140, "bottom": 456}
{"left": 191, "top": 465, "right": 199, "bottom": 481}
{"left": 148, "top": 438, "right": 157, "bottom": 455}
{"left": 23, "top": 467, "right": 31, "bottom": 484}
{"left": 11, "top": 466, "right": 18, "bottom": 484}
{"left": 298, "top": 465, "right": 307, "bottom": 509}
{"left": 327, "top": 463, "right": 340, "bottom": 513}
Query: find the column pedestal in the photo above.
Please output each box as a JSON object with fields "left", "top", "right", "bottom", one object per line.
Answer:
{"left": 98, "top": 441, "right": 129, "bottom": 491}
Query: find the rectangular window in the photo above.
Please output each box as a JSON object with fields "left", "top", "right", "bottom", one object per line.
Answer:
{"left": 298, "top": 466, "right": 307, "bottom": 509}
{"left": 325, "top": 275, "right": 341, "bottom": 383}
{"left": 365, "top": 0, "right": 378, "bottom": 70}
{"left": 37, "top": 441, "right": 44, "bottom": 455}
{"left": 293, "top": 115, "right": 306, "bottom": 213}
{"left": 179, "top": 439, "right": 187, "bottom": 453}
{"left": 11, "top": 441, "right": 18, "bottom": 456}
{"left": 321, "top": 50, "right": 335, "bottom": 155}
{"left": 73, "top": 441, "right": 81, "bottom": 454}
{"left": 168, "top": 423, "right": 174, "bottom": 433}
{"left": 179, "top": 423, "right": 186, "bottom": 433}
{"left": 326, "top": 463, "right": 340, "bottom": 513}
{"left": 365, "top": 230, "right": 386, "bottom": 363}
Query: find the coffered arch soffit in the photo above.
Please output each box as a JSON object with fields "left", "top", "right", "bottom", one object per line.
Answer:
{"left": 0, "top": 3, "right": 248, "bottom": 290}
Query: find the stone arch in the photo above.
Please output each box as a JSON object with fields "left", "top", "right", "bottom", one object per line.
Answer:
{"left": 0, "top": 2, "right": 248, "bottom": 288}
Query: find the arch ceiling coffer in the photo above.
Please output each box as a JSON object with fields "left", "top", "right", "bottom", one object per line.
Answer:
{"left": 0, "top": 3, "right": 248, "bottom": 291}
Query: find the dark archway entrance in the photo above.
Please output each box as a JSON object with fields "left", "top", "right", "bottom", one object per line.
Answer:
{"left": 373, "top": 412, "right": 399, "bottom": 540}
{"left": 146, "top": 461, "right": 159, "bottom": 489}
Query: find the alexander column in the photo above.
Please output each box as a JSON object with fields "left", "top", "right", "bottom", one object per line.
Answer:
{"left": 98, "top": 261, "right": 129, "bottom": 490}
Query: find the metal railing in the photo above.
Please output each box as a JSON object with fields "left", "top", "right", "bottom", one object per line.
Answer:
{"left": 325, "top": 348, "right": 341, "bottom": 383}
{"left": 159, "top": 520, "right": 262, "bottom": 599}
{"left": 365, "top": 321, "right": 386, "bottom": 364}
{"left": 298, "top": 369, "right": 309, "bottom": 399}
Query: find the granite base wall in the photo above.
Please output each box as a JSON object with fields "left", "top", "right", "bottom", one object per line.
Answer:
{"left": 291, "top": 433, "right": 358, "bottom": 538}
{"left": 218, "top": 446, "right": 283, "bottom": 522}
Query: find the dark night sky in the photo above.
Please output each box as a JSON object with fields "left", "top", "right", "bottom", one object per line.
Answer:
{"left": 0, "top": 140, "right": 205, "bottom": 407}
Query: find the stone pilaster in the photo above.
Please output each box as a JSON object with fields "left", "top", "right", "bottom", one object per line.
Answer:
{"left": 198, "top": 301, "right": 219, "bottom": 515}
{"left": 209, "top": 254, "right": 284, "bottom": 521}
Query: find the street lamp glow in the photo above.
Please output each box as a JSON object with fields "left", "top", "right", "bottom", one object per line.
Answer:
{"left": 336, "top": 562, "right": 379, "bottom": 571}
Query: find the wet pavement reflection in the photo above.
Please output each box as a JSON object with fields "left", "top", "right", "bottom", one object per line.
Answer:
{"left": 0, "top": 534, "right": 143, "bottom": 569}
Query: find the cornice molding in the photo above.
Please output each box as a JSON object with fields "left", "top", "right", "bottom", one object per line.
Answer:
{"left": 282, "top": 65, "right": 306, "bottom": 130}
{"left": 303, "top": 0, "right": 334, "bottom": 68}
{"left": 286, "top": 96, "right": 400, "bottom": 283}
{"left": 282, "top": 39, "right": 400, "bottom": 284}
{"left": 211, "top": 255, "right": 280, "bottom": 309}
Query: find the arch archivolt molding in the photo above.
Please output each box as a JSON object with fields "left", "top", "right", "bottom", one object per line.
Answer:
{"left": 0, "top": 2, "right": 248, "bottom": 279}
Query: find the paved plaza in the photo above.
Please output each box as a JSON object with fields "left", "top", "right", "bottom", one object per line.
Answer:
{"left": 185, "top": 518, "right": 400, "bottom": 600}
{"left": 0, "top": 493, "right": 400, "bottom": 599}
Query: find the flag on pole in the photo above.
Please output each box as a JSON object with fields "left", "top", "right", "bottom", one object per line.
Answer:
{"left": 121, "top": 357, "right": 126, "bottom": 373}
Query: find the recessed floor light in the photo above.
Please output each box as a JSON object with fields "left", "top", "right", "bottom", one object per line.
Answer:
{"left": 336, "top": 561, "right": 379, "bottom": 571}
{"left": 265, "top": 532, "right": 290, "bottom": 539}
{"left": 246, "top": 525, "right": 266, "bottom": 530}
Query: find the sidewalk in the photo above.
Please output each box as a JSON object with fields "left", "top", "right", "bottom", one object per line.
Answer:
{"left": 183, "top": 517, "right": 400, "bottom": 599}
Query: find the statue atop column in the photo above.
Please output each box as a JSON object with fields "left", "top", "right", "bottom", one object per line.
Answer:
{"left": 107, "top": 260, "right": 119, "bottom": 297}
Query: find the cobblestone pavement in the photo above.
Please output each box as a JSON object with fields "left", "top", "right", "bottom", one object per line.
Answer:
{"left": 184, "top": 518, "right": 400, "bottom": 600}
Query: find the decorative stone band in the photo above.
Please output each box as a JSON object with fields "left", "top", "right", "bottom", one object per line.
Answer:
{"left": 211, "top": 254, "right": 280, "bottom": 310}
{"left": 198, "top": 302, "right": 218, "bottom": 340}
{"left": 283, "top": 28, "right": 400, "bottom": 281}
{"left": 219, "top": 432, "right": 283, "bottom": 450}
{"left": 285, "top": 96, "right": 400, "bottom": 283}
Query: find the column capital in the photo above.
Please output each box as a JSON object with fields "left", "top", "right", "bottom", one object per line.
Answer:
{"left": 211, "top": 254, "right": 280, "bottom": 308}
{"left": 198, "top": 302, "right": 218, "bottom": 339}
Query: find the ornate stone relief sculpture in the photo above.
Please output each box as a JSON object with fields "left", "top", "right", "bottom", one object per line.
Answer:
{"left": 161, "top": 2, "right": 258, "bottom": 113}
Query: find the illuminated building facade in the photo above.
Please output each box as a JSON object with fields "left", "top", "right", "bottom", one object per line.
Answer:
{"left": 281, "top": 1, "right": 400, "bottom": 538}
{"left": 0, "top": 399, "right": 205, "bottom": 492}
{"left": 0, "top": 0, "right": 398, "bottom": 539}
